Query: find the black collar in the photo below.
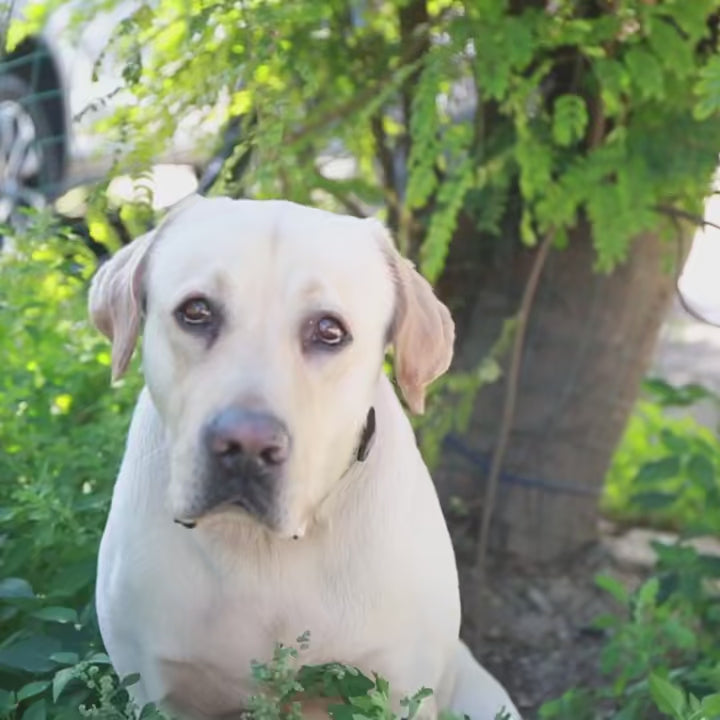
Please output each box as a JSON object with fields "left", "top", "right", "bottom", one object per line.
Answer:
{"left": 356, "top": 407, "right": 376, "bottom": 462}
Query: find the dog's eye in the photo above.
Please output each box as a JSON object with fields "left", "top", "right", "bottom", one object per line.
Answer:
{"left": 176, "top": 297, "right": 214, "bottom": 326}
{"left": 316, "top": 317, "right": 346, "bottom": 345}
{"left": 303, "top": 315, "right": 350, "bottom": 351}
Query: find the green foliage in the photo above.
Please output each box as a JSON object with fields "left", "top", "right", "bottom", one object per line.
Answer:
{"left": 0, "top": 226, "right": 143, "bottom": 718}
{"left": 539, "top": 542, "right": 720, "bottom": 719}
{"left": 551, "top": 95, "right": 589, "bottom": 148}
{"left": 414, "top": 316, "right": 516, "bottom": 468}
{"left": 540, "top": 379, "right": 720, "bottom": 720}
{"left": 603, "top": 378, "right": 720, "bottom": 532}
{"left": 12, "top": 0, "right": 718, "bottom": 280}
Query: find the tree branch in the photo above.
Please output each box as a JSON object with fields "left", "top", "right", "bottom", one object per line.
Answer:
{"left": 476, "top": 229, "right": 556, "bottom": 571}
{"left": 653, "top": 204, "right": 720, "bottom": 233}
{"left": 370, "top": 113, "right": 400, "bottom": 232}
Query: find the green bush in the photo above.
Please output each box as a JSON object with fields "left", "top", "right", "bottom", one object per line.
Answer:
{"left": 539, "top": 541, "right": 720, "bottom": 720}
{"left": 0, "top": 230, "right": 142, "bottom": 718}
{"left": 603, "top": 378, "right": 720, "bottom": 533}
{"left": 537, "top": 379, "right": 720, "bottom": 720}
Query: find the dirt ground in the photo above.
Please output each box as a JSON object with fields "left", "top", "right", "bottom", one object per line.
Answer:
{"left": 448, "top": 519, "right": 651, "bottom": 718}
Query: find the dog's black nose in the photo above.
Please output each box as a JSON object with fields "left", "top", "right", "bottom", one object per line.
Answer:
{"left": 205, "top": 407, "right": 290, "bottom": 470}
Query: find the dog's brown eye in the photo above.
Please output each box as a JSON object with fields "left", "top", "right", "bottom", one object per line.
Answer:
{"left": 303, "top": 314, "right": 350, "bottom": 351}
{"left": 177, "top": 297, "right": 213, "bottom": 326}
{"left": 316, "top": 317, "right": 346, "bottom": 345}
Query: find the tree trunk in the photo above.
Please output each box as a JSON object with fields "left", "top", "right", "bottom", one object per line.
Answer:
{"left": 436, "top": 222, "right": 681, "bottom": 562}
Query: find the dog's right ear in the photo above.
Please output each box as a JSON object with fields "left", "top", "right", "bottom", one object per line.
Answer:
{"left": 88, "top": 193, "right": 203, "bottom": 381}
{"left": 89, "top": 230, "right": 155, "bottom": 381}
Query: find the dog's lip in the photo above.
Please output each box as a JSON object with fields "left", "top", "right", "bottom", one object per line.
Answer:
{"left": 173, "top": 497, "right": 274, "bottom": 529}
{"left": 173, "top": 501, "right": 305, "bottom": 540}
{"left": 173, "top": 517, "right": 197, "bottom": 529}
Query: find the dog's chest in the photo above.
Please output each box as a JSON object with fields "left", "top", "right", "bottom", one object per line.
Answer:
{"left": 151, "top": 540, "right": 380, "bottom": 716}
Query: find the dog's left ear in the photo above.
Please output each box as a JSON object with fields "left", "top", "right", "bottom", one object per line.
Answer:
{"left": 366, "top": 218, "right": 455, "bottom": 414}
{"left": 89, "top": 193, "right": 203, "bottom": 381}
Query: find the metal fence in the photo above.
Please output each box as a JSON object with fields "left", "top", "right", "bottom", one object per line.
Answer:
{"left": 1, "top": 41, "right": 67, "bottom": 229}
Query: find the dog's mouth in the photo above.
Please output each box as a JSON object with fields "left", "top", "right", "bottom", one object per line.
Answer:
{"left": 174, "top": 517, "right": 198, "bottom": 529}
{"left": 173, "top": 496, "right": 308, "bottom": 540}
{"left": 172, "top": 489, "right": 279, "bottom": 532}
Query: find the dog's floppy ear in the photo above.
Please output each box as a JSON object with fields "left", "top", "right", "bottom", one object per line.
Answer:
{"left": 366, "top": 218, "right": 455, "bottom": 414}
{"left": 88, "top": 193, "right": 203, "bottom": 381}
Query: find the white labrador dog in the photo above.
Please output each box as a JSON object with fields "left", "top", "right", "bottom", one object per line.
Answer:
{"left": 90, "top": 196, "right": 521, "bottom": 720}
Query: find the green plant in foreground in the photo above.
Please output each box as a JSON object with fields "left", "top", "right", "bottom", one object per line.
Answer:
{"left": 3, "top": 627, "right": 514, "bottom": 720}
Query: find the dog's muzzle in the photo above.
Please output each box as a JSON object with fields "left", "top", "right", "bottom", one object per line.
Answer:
{"left": 175, "top": 406, "right": 291, "bottom": 529}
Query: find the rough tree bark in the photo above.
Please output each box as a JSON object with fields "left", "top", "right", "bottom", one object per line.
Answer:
{"left": 436, "top": 222, "right": 682, "bottom": 562}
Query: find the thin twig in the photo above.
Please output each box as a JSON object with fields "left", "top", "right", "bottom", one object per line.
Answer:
{"left": 475, "top": 229, "right": 556, "bottom": 571}
{"left": 370, "top": 113, "right": 400, "bottom": 230}
{"left": 313, "top": 176, "right": 366, "bottom": 217}
{"left": 654, "top": 202, "right": 720, "bottom": 326}
{"left": 653, "top": 204, "right": 720, "bottom": 233}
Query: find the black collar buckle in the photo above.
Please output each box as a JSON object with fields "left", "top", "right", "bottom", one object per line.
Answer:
{"left": 356, "top": 407, "right": 376, "bottom": 462}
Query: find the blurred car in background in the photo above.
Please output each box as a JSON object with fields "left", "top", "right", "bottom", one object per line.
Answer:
{"left": 0, "top": 0, "right": 208, "bottom": 229}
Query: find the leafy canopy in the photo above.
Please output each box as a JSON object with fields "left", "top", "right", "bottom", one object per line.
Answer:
{"left": 14, "top": 0, "right": 720, "bottom": 280}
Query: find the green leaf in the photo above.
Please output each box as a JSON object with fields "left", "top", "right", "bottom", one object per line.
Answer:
{"left": 634, "top": 456, "right": 681, "bottom": 486}
{"left": 660, "top": 429, "right": 687, "bottom": 455}
{"left": 595, "top": 574, "right": 629, "bottom": 605}
{"left": 701, "top": 693, "right": 720, "bottom": 716}
{"left": 630, "top": 491, "right": 677, "bottom": 511}
{"left": 49, "top": 652, "right": 79, "bottom": 666}
{"left": 86, "top": 652, "right": 112, "bottom": 665}
{"left": 52, "top": 667, "right": 76, "bottom": 703}
{"left": 0, "top": 577, "right": 35, "bottom": 599}
{"left": 16, "top": 682, "right": 50, "bottom": 703}
{"left": 0, "top": 689, "right": 16, "bottom": 713}
{"left": 120, "top": 672, "right": 142, "bottom": 689}
{"left": 686, "top": 453, "right": 716, "bottom": 492}
{"left": 594, "top": 58, "right": 629, "bottom": 117}
{"left": 420, "top": 158, "right": 474, "bottom": 282}
{"left": 31, "top": 607, "right": 78, "bottom": 624}
{"left": 698, "top": 554, "right": 720, "bottom": 578}
{"left": 139, "top": 704, "right": 166, "bottom": 719}
{"left": 515, "top": 130, "right": 553, "bottom": 201}
{"left": 647, "top": 18, "right": 693, "bottom": 78}
{"left": 552, "top": 94, "right": 589, "bottom": 147}
{"left": 625, "top": 48, "right": 665, "bottom": 101}
{"left": 694, "top": 55, "right": 720, "bottom": 120}
{"left": 0, "top": 636, "right": 60, "bottom": 673}
{"left": 328, "top": 704, "right": 355, "bottom": 720}
{"left": 648, "top": 673, "right": 686, "bottom": 719}
{"left": 635, "top": 577, "right": 660, "bottom": 615}
{"left": 402, "top": 687, "right": 433, "bottom": 719}
{"left": 22, "top": 699, "right": 47, "bottom": 720}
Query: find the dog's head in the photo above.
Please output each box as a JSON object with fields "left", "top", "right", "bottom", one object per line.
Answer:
{"left": 89, "top": 196, "right": 454, "bottom": 537}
